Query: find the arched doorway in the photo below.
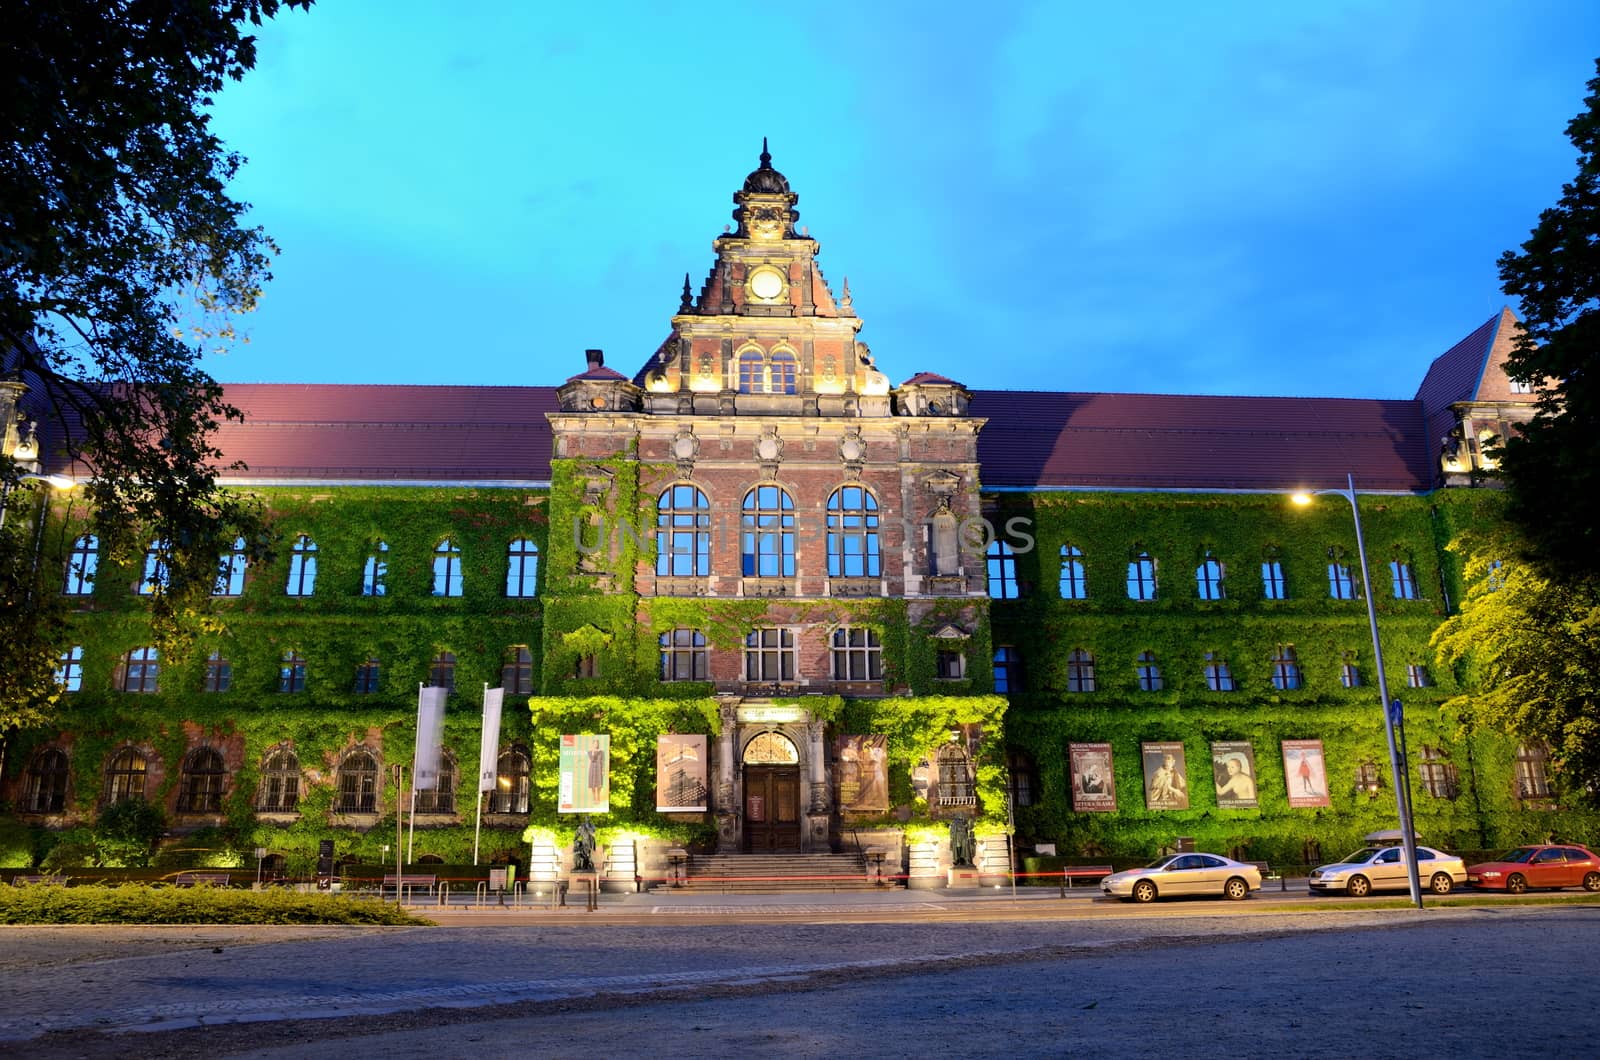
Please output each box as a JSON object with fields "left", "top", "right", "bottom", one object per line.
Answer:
{"left": 742, "top": 730, "right": 801, "bottom": 853}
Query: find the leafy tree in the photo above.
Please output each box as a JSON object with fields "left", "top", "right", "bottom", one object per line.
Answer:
{"left": 1497, "top": 58, "right": 1600, "bottom": 580}
{"left": 92, "top": 799, "right": 168, "bottom": 868}
{"left": 1432, "top": 530, "right": 1600, "bottom": 803}
{"left": 1, "top": 1, "right": 312, "bottom": 731}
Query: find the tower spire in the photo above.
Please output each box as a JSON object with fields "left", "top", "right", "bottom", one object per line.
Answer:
{"left": 679, "top": 272, "right": 694, "bottom": 312}
{"left": 759, "top": 136, "right": 771, "bottom": 169}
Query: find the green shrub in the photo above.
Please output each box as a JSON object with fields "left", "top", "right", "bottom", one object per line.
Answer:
{"left": 93, "top": 800, "right": 166, "bottom": 867}
{"left": 41, "top": 840, "right": 96, "bottom": 871}
{"left": 0, "top": 883, "right": 432, "bottom": 925}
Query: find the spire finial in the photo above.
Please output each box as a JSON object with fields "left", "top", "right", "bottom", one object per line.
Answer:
{"left": 841, "top": 276, "right": 852, "bottom": 308}
{"left": 679, "top": 272, "right": 693, "bottom": 312}
{"left": 759, "top": 136, "right": 771, "bottom": 169}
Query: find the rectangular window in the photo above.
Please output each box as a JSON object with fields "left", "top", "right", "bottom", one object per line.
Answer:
{"left": 354, "top": 660, "right": 381, "bottom": 694}
{"left": 1327, "top": 562, "right": 1354, "bottom": 600}
{"left": 659, "top": 630, "right": 708, "bottom": 682}
{"left": 831, "top": 627, "right": 883, "bottom": 681}
{"left": 744, "top": 628, "right": 796, "bottom": 682}
{"left": 56, "top": 646, "right": 84, "bottom": 692}
{"left": 502, "top": 647, "right": 534, "bottom": 694}
{"left": 1261, "top": 560, "right": 1285, "bottom": 600}
{"left": 936, "top": 650, "right": 966, "bottom": 680}
{"left": 1390, "top": 561, "right": 1419, "bottom": 600}
{"left": 203, "top": 652, "right": 232, "bottom": 693}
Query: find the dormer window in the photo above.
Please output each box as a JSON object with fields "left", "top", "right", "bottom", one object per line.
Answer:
{"left": 736, "top": 347, "right": 798, "bottom": 395}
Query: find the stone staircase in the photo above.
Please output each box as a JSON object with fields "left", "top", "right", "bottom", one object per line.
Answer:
{"left": 677, "top": 852, "right": 886, "bottom": 893}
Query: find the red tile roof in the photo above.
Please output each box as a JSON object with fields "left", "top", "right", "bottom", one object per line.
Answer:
{"left": 565, "top": 366, "right": 630, "bottom": 383}
{"left": 1413, "top": 309, "right": 1507, "bottom": 450}
{"left": 900, "top": 372, "right": 964, "bottom": 387}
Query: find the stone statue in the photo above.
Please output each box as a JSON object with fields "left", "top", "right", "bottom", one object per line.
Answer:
{"left": 573, "top": 817, "right": 597, "bottom": 873}
{"left": 949, "top": 814, "right": 976, "bottom": 868}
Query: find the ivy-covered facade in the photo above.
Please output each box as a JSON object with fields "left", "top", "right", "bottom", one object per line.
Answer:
{"left": 3, "top": 149, "right": 1591, "bottom": 877}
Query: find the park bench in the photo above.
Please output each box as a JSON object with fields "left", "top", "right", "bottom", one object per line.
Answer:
{"left": 174, "top": 872, "right": 232, "bottom": 887}
{"left": 13, "top": 875, "right": 68, "bottom": 886}
{"left": 1058, "top": 865, "right": 1115, "bottom": 895}
{"left": 382, "top": 873, "right": 438, "bottom": 901}
{"left": 1247, "top": 861, "right": 1286, "bottom": 891}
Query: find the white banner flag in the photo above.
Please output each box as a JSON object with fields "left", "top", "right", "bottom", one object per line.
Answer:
{"left": 478, "top": 687, "right": 505, "bottom": 793}
{"left": 413, "top": 685, "right": 447, "bottom": 791}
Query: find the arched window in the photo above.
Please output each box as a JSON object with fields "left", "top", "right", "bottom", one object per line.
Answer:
{"left": 1135, "top": 651, "right": 1163, "bottom": 691}
{"left": 278, "top": 650, "right": 307, "bottom": 693}
{"left": 353, "top": 657, "right": 381, "bottom": 693}
{"left": 63, "top": 535, "right": 97, "bottom": 595}
{"left": 203, "top": 651, "right": 232, "bottom": 692}
{"left": 56, "top": 646, "right": 83, "bottom": 692}
{"left": 1419, "top": 745, "right": 1460, "bottom": 799}
{"left": 335, "top": 749, "right": 379, "bottom": 813}
{"left": 416, "top": 750, "right": 457, "bottom": 814}
{"left": 506, "top": 538, "right": 539, "bottom": 597}
{"left": 737, "top": 348, "right": 764, "bottom": 393}
{"left": 1202, "top": 651, "right": 1235, "bottom": 692}
{"left": 1127, "top": 551, "right": 1156, "bottom": 600}
{"left": 741, "top": 485, "right": 795, "bottom": 578}
{"left": 1066, "top": 649, "right": 1096, "bottom": 693}
{"left": 214, "top": 536, "right": 247, "bottom": 596}
{"left": 177, "top": 747, "right": 226, "bottom": 813}
{"left": 1007, "top": 748, "right": 1037, "bottom": 807}
{"left": 743, "top": 731, "right": 800, "bottom": 764}
{"left": 1059, "top": 545, "right": 1086, "bottom": 600}
{"left": 826, "top": 486, "right": 880, "bottom": 578}
{"left": 432, "top": 537, "right": 463, "bottom": 597}
{"left": 657, "top": 485, "right": 711, "bottom": 577}
{"left": 1261, "top": 548, "right": 1286, "bottom": 600}
{"left": 1270, "top": 645, "right": 1302, "bottom": 690}
{"left": 1327, "top": 556, "right": 1354, "bottom": 600}
{"left": 490, "top": 746, "right": 531, "bottom": 814}
{"left": 257, "top": 747, "right": 300, "bottom": 812}
{"left": 119, "top": 647, "right": 159, "bottom": 693}
{"left": 986, "top": 540, "right": 1019, "bottom": 599}
{"left": 992, "top": 646, "right": 1018, "bottom": 693}
{"left": 1515, "top": 742, "right": 1553, "bottom": 800}
{"left": 660, "top": 629, "right": 708, "bottom": 682}
{"left": 769, "top": 349, "right": 797, "bottom": 394}
{"left": 285, "top": 534, "right": 317, "bottom": 596}
{"left": 936, "top": 742, "right": 976, "bottom": 807}
{"left": 361, "top": 540, "right": 388, "bottom": 597}
{"left": 832, "top": 627, "right": 884, "bottom": 681}
{"left": 428, "top": 651, "right": 457, "bottom": 692}
{"left": 1196, "top": 553, "right": 1224, "bottom": 600}
{"left": 502, "top": 645, "right": 534, "bottom": 694}
{"left": 138, "top": 538, "right": 168, "bottom": 595}
{"left": 104, "top": 747, "right": 148, "bottom": 804}
{"left": 1390, "top": 560, "right": 1419, "bottom": 599}
{"left": 23, "top": 747, "right": 69, "bottom": 813}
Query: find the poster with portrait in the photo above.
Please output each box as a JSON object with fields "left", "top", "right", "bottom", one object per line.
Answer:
{"left": 558, "top": 733, "right": 609, "bottom": 813}
{"left": 1069, "top": 742, "right": 1116, "bottom": 812}
{"left": 837, "top": 734, "right": 890, "bottom": 812}
{"left": 655, "top": 734, "right": 707, "bottom": 812}
{"left": 1141, "top": 742, "right": 1190, "bottom": 810}
{"left": 1210, "top": 741, "right": 1260, "bottom": 809}
{"left": 1281, "top": 739, "right": 1331, "bottom": 808}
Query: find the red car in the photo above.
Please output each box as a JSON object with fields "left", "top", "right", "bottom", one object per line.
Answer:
{"left": 1466, "top": 844, "right": 1600, "bottom": 893}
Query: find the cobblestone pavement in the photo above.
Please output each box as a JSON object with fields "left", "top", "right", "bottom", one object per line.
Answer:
{"left": 3, "top": 900, "right": 1596, "bottom": 1058}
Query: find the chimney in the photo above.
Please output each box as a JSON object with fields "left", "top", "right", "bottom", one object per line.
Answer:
{"left": 585, "top": 349, "right": 604, "bottom": 371}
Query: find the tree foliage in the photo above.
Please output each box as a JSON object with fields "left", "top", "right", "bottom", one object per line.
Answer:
{"left": 1497, "top": 58, "right": 1600, "bottom": 580}
{"left": 1, "top": 1, "right": 312, "bottom": 724}
{"left": 1433, "top": 530, "right": 1600, "bottom": 804}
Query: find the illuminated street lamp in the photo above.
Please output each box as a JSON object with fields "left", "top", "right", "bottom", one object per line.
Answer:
{"left": 1292, "top": 473, "right": 1423, "bottom": 910}
{"left": 0, "top": 472, "right": 76, "bottom": 529}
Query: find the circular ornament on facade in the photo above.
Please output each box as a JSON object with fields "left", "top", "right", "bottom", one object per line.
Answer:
{"left": 840, "top": 436, "right": 865, "bottom": 462}
{"left": 927, "top": 399, "right": 944, "bottom": 414}
{"left": 757, "top": 434, "right": 782, "bottom": 461}
{"left": 589, "top": 395, "right": 607, "bottom": 409}
{"left": 672, "top": 434, "right": 697, "bottom": 461}
{"left": 748, "top": 267, "right": 785, "bottom": 301}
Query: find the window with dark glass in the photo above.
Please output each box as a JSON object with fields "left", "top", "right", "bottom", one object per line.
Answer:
{"left": 1419, "top": 745, "right": 1460, "bottom": 799}
{"left": 992, "top": 646, "right": 1017, "bottom": 693}
{"left": 1059, "top": 545, "right": 1087, "bottom": 599}
{"left": 737, "top": 349, "right": 764, "bottom": 393}
{"left": 506, "top": 538, "right": 540, "bottom": 597}
{"left": 1007, "top": 748, "right": 1037, "bottom": 807}
{"left": 361, "top": 541, "right": 388, "bottom": 596}
{"left": 214, "top": 536, "right": 247, "bottom": 596}
{"left": 138, "top": 538, "right": 168, "bottom": 595}
{"left": 1406, "top": 663, "right": 1430, "bottom": 688}
{"left": 827, "top": 486, "right": 880, "bottom": 578}
{"left": 56, "top": 646, "right": 83, "bottom": 692}
{"left": 1340, "top": 653, "right": 1362, "bottom": 688}
{"left": 1196, "top": 553, "right": 1225, "bottom": 600}
{"left": 432, "top": 538, "right": 463, "bottom": 597}
{"left": 660, "top": 629, "right": 708, "bottom": 682}
{"left": 203, "top": 651, "right": 232, "bottom": 693}
{"left": 1270, "top": 645, "right": 1302, "bottom": 690}
{"left": 1127, "top": 551, "right": 1156, "bottom": 600}
{"left": 104, "top": 747, "right": 148, "bottom": 803}
{"left": 656, "top": 485, "right": 711, "bottom": 577}
{"left": 1355, "top": 759, "right": 1381, "bottom": 794}
{"left": 1515, "top": 742, "right": 1553, "bottom": 800}
{"left": 744, "top": 628, "right": 796, "bottom": 681}
{"left": 1261, "top": 551, "right": 1286, "bottom": 600}
{"left": 769, "top": 349, "right": 797, "bottom": 394}
{"left": 741, "top": 485, "right": 795, "bottom": 577}
{"left": 987, "top": 540, "right": 1020, "bottom": 599}
{"left": 832, "top": 627, "right": 883, "bottom": 681}
{"left": 1390, "top": 560, "right": 1419, "bottom": 600}
{"left": 285, "top": 534, "right": 317, "bottom": 596}
{"left": 415, "top": 751, "right": 457, "bottom": 813}
{"left": 177, "top": 747, "right": 226, "bottom": 813}
{"left": 120, "top": 647, "right": 159, "bottom": 693}
{"left": 257, "top": 748, "right": 300, "bottom": 812}
{"left": 354, "top": 658, "right": 381, "bottom": 693}
{"left": 23, "top": 747, "right": 69, "bottom": 813}
{"left": 936, "top": 649, "right": 966, "bottom": 680}
{"left": 335, "top": 749, "right": 379, "bottom": 813}
{"left": 1066, "top": 649, "right": 1096, "bottom": 693}
{"left": 1135, "top": 651, "right": 1163, "bottom": 691}
{"left": 278, "top": 650, "right": 307, "bottom": 693}
{"left": 1203, "top": 651, "right": 1235, "bottom": 692}
{"left": 490, "top": 746, "right": 531, "bottom": 814}
{"left": 936, "top": 742, "right": 976, "bottom": 806}
{"left": 63, "top": 535, "right": 97, "bottom": 595}
{"left": 573, "top": 654, "right": 600, "bottom": 679}
{"left": 428, "top": 651, "right": 456, "bottom": 692}
{"left": 502, "top": 646, "right": 534, "bottom": 694}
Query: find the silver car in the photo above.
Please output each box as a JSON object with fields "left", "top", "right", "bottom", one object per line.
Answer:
{"left": 1101, "top": 853, "right": 1262, "bottom": 903}
{"left": 1307, "top": 844, "right": 1467, "bottom": 896}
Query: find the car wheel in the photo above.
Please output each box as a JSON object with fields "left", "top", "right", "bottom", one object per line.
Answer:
{"left": 1506, "top": 873, "right": 1527, "bottom": 895}
{"left": 1132, "top": 879, "right": 1157, "bottom": 903}
{"left": 1429, "top": 872, "right": 1453, "bottom": 895}
{"left": 1346, "top": 874, "right": 1371, "bottom": 898}
{"left": 1224, "top": 876, "right": 1249, "bottom": 901}
{"left": 1584, "top": 872, "right": 1600, "bottom": 892}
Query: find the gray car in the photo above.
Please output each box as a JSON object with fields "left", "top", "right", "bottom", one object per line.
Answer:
{"left": 1101, "top": 853, "right": 1262, "bottom": 903}
{"left": 1307, "top": 844, "right": 1466, "bottom": 896}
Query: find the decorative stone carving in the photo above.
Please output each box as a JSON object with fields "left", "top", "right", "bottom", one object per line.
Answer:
{"left": 839, "top": 427, "right": 865, "bottom": 479}
{"left": 581, "top": 465, "right": 616, "bottom": 505}
{"left": 671, "top": 429, "right": 699, "bottom": 476}
{"left": 757, "top": 427, "right": 783, "bottom": 478}
{"left": 923, "top": 469, "right": 962, "bottom": 498}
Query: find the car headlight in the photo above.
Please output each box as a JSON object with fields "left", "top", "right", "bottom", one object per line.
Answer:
{"left": 1479, "top": 871, "right": 1501, "bottom": 878}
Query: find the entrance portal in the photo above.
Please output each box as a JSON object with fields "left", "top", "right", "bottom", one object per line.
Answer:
{"left": 742, "top": 731, "right": 802, "bottom": 853}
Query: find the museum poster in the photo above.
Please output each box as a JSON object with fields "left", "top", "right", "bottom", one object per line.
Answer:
{"left": 558, "top": 733, "right": 610, "bottom": 814}
{"left": 1210, "top": 741, "right": 1260, "bottom": 809}
{"left": 656, "top": 734, "right": 708, "bottom": 812}
{"left": 1141, "top": 741, "right": 1190, "bottom": 810}
{"left": 1069, "top": 742, "right": 1116, "bottom": 812}
{"left": 837, "top": 734, "right": 890, "bottom": 812}
{"left": 1281, "top": 739, "right": 1331, "bottom": 809}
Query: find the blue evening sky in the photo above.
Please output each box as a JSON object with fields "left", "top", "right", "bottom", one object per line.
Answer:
{"left": 202, "top": 1, "right": 1600, "bottom": 399}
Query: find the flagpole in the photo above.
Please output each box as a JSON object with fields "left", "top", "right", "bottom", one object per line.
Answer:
{"left": 473, "top": 683, "right": 487, "bottom": 865}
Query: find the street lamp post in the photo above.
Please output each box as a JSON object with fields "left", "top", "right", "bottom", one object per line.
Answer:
{"left": 0, "top": 472, "right": 75, "bottom": 529}
{"left": 1293, "top": 472, "right": 1424, "bottom": 909}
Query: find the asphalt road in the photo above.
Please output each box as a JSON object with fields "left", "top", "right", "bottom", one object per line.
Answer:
{"left": 4, "top": 896, "right": 1596, "bottom": 1058}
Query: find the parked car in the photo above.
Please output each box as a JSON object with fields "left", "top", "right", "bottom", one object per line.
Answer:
{"left": 1307, "top": 842, "right": 1466, "bottom": 897}
{"left": 1100, "top": 853, "right": 1261, "bottom": 903}
{"left": 1467, "top": 845, "right": 1600, "bottom": 893}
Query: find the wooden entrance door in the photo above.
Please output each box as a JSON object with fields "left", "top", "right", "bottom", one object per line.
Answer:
{"left": 743, "top": 766, "right": 802, "bottom": 853}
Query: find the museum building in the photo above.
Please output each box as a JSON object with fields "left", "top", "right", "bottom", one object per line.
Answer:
{"left": 1, "top": 148, "right": 1583, "bottom": 882}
